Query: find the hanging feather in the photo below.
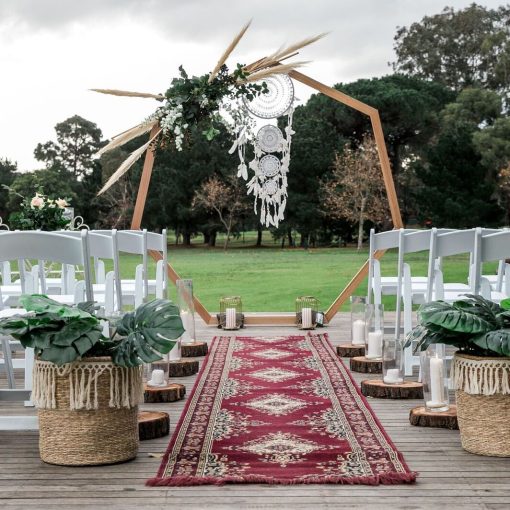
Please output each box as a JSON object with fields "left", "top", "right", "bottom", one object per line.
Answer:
{"left": 90, "top": 89, "right": 164, "bottom": 100}
{"left": 208, "top": 20, "right": 252, "bottom": 83}
{"left": 97, "top": 119, "right": 159, "bottom": 156}
{"left": 97, "top": 129, "right": 162, "bottom": 195}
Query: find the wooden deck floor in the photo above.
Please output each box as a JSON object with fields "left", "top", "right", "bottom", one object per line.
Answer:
{"left": 1, "top": 314, "right": 510, "bottom": 510}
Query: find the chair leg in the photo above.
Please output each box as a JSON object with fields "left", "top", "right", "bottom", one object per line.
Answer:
{"left": 24, "top": 347, "right": 34, "bottom": 407}
{"left": 1, "top": 337, "right": 16, "bottom": 389}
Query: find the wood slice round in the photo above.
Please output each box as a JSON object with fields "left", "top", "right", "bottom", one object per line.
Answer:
{"left": 138, "top": 411, "right": 170, "bottom": 441}
{"left": 409, "top": 405, "right": 458, "bottom": 429}
{"left": 350, "top": 356, "right": 382, "bottom": 374}
{"left": 143, "top": 383, "right": 186, "bottom": 403}
{"left": 337, "top": 343, "right": 366, "bottom": 358}
{"left": 361, "top": 379, "right": 424, "bottom": 399}
{"left": 151, "top": 359, "right": 199, "bottom": 377}
{"left": 181, "top": 342, "right": 208, "bottom": 358}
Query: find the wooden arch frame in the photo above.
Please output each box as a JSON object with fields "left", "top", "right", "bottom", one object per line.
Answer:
{"left": 130, "top": 69, "right": 403, "bottom": 326}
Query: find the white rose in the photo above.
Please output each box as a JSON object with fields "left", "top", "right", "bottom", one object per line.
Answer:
{"left": 30, "top": 196, "right": 44, "bottom": 209}
{"left": 55, "top": 198, "right": 68, "bottom": 209}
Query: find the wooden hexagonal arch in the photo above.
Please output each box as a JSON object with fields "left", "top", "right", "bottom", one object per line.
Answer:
{"left": 130, "top": 70, "right": 403, "bottom": 326}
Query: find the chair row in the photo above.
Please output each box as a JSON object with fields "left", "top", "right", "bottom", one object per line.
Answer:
{"left": 367, "top": 227, "right": 510, "bottom": 375}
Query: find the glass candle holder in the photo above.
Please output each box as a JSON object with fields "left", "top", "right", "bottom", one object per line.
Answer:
{"left": 220, "top": 296, "right": 243, "bottom": 330}
{"left": 295, "top": 296, "right": 319, "bottom": 330}
{"left": 176, "top": 279, "right": 196, "bottom": 345}
{"left": 167, "top": 338, "right": 182, "bottom": 362}
{"left": 350, "top": 296, "right": 367, "bottom": 346}
{"left": 420, "top": 344, "right": 449, "bottom": 412}
{"left": 382, "top": 337, "right": 404, "bottom": 384}
{"left": 145, "top": 361, "right": 167, "bottom": 387}
{"left": 365, "top": 304, "right": 384, "bottom": 360}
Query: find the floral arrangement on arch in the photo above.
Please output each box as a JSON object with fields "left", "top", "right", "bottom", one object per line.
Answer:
{"left": 92, "top": 21, "right": 325, "bottom": 196}
{"left": 6, "top": 189, "right": 71, "bottom": 231}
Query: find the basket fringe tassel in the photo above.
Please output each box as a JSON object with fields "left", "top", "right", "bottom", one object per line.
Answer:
{"left": 452, "top": 356, "right": 510, "bottom": 396}
{"left": 33, "top": 360, "right": 143, "bottom": 410}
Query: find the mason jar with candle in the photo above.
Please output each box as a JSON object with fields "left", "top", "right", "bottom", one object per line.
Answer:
{"left": 382, "top": 337, "right": 404, "bottom": 384}
{"left": 176, "top": 279, "right": 196, "bottom": 346}
{"left": 420, "top": 344, "right": 449, "bottom": 412}
{"left": 295, "top": 296, "right": 319, "bottom": 330}
{"left": 350, "top": 296, "right": 367, "bottom": 346}
{"left": 365, "top": 304, "right": 384, "bottom": 360}
{"left": 220, "top": 296, "right": 243, "bottom": 330}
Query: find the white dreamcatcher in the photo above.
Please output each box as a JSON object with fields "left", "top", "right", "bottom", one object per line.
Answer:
{"left": 230, "top": 74, "right": 295, "bottom": 228}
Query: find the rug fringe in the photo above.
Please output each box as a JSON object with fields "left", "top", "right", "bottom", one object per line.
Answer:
{"left": 146, "top": 472, "right": 417, "bottom": 487}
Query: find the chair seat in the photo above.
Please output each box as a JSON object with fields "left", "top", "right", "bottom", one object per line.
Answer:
{"left": 0, "top": 308, "right": 27, "bottom": 318}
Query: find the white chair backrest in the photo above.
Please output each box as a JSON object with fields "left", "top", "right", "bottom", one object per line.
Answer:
{"left": 474, "top": 230, "right": 510, "bottom": 296}
{"left": 0, "top": 231, "right": 93, "bottom": 301}
{"left": 60, "top": 230, "right": 122, "bottom": 309}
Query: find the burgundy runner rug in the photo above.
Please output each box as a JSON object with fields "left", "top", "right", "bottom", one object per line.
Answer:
{"left": 147, "top": 334, "right": 416, "bottom": 486}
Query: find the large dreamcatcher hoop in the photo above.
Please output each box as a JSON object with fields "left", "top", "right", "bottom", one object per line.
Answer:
{"left": 244, "top": 74, "right": 294, "bottom": 119}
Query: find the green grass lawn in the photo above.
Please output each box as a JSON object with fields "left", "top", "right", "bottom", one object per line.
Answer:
{"left": 115, "top": 244, "right": 497, "bottom": 312}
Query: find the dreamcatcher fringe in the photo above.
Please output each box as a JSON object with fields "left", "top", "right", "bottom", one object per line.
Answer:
{"left": 33, "top": 360, "right": 144, "bottom": 410}
{"left": 451, "top": 356, "right": 510, "bottom": 396}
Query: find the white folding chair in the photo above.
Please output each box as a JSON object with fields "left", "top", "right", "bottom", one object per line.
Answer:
{"left": 0, "top": 231, "right": 93, "bottom": 426}
{"left": 473, "top": 229, "right": 510, "bottom": 303}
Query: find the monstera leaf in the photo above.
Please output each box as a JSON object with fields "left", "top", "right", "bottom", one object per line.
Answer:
{"left": 112, "top": 299, "right": 185, "bottom": 367}
{"left": 0, "top": 295, "right": 104, "bottom": 365}
{"left": 418, "top": 299, "right": 494, "bottom": 334}
{"left": 472, "top": 329, "right": 510, "bottom": 357}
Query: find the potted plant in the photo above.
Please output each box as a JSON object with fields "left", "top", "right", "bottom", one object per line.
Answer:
{"left": 0, "top": 295, "right": 184, "bottom": 466}
{"left": 405, "top": 294, "right": 510, "bottom": 457}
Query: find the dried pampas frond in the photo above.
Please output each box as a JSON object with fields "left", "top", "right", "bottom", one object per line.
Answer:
{"left": 98, "top": 129, "right": 162, "bottom": 195}
{"left": 97, "top": 119, "right": 159, "bottom": 156}
{"left": 244, "top": 33, "right": 327, "bottom": 74}
{"left": 208, "top": 20, "right": 252, "bottom": 83}
{"left": 90, "top": 89, "right": 164, "bottom": 100}
{"left": 242, "top": 62, "right": 309, "bottom": 83}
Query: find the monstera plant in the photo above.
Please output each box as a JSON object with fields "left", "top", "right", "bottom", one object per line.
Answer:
{"left": 405, "top": 294, "right": 510, "bottom": 357}
{"left": 0, "top": 294, "right": 185, "bottom": 366}
{"left": 0, "top": 294, "right": 186, "bottom": 466}
{"left": 406, "top": 295, "right": 510, "bottom": 458}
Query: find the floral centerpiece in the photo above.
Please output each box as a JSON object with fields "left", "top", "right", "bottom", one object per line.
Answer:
{"left": 5, "top": 189, "right": 71, "bottom": 231}
{"left": 0, "top": 295, "right": 184, "bottom": 465}
{"left": 405, "top": 294, "right": 510, "bottom": 457}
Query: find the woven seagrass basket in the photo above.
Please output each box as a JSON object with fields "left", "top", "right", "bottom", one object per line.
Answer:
{"left": 34, "top": 357, "right": 143, "bottom": 466}
{"left": 453, "top": 353, "right": 510, "bottom": 457}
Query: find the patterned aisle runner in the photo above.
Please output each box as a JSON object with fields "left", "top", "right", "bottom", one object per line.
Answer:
{"left": 147, "top": 334, "right": 416, "bottom": 486}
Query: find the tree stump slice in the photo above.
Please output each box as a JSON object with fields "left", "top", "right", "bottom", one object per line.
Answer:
{"left": 181, "top": 342, "right": 208, "bottom": 358}
{"left": 143, "top": 383, "right": 186, "bottom": 403}
{"left": 151, "top": 360, "right": 199, "bottom": 377}
{"left": 409, "top": 405, "right": 458, "bottom": 429}
{"left": 350, "top": 356, "right": 382, "bottom": 374}
{"left": 361, "top": 379, "right": 424, "bottom": 399}
{"left": 337, "top": 344, "right": 365, "bottom": 358}
{"left": 138, "top": 411, "right": 170, "bottom": 441}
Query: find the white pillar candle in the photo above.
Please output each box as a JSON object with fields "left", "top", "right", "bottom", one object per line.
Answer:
{"left": 168, "top": 341, "right": 181, "bottom": 361}
{"left": 383, "top": 368, "right": 403, "bottom": 384}
{"left": 367, "top": 330, "right": 383, "bottom": 359}
{"left": 301, "top": 307, "right": 312, "bottom": 329}
{"left": 352, "top": 319, "right": 366, "bottom": 345}
{"left": 180, "top": 310, "right": 191, "bottom": 343}
{"left": 149, "top": 369, "right": 165, "bottom": 386}
{"left": 427, "top": 356, "right": 445, "bottom": 408}
{"left": 225, "top": 307, "right": 236, "bottom": 329}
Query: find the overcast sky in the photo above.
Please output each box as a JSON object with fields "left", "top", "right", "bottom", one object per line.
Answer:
{"left": 0, "top": 0, "right": 504, "bottom": 171}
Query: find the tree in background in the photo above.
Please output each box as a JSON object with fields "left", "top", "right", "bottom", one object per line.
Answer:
{"left": 34, "top": 115, "right": 103, "bottom": 178}
{"left": 411, "top": 88, "right": 504, "bottom": 227}
{"left": 192, "top": 173, "right": 249, "bottom": 250}
{"left": 320, "top": 135, "right": 389, "bottom": 250}
{"left": 0, "top": 158, "right": 16, "bottom": 220}
{"left": 392, "top": 4, "right": 510, "bottom": 93}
